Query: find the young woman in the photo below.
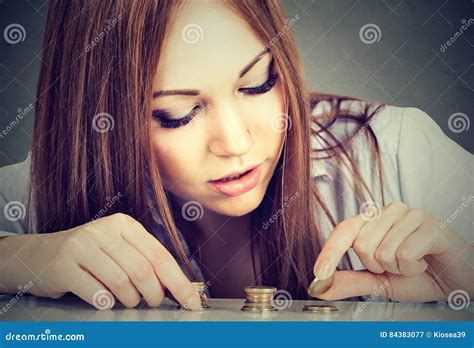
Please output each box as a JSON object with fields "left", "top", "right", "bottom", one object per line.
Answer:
{"left": 0, "top": 0, "right": 472, "bottom": 311}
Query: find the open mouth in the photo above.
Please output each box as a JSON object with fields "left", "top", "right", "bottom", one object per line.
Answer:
{"left": 208, "top": 165, "right": 262, "bottom": 197}
{"left": 218, "top": 169, "right": 252, "bottom": 182}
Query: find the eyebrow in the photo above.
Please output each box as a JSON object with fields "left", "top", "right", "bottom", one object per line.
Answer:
{"left": 152, "top": 46, "right": 270, "bottom": 99}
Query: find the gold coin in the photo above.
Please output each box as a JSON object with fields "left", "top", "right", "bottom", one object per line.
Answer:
{"left": 176, "top": 304, "right": 210, "bottom": 311}
{"left": 307, "top": 274, "right": 335, "bottom": 298}
{"left": 242, "top": 302, "right": 275, "bottom": 309}
{"left": 302, "top": 304, "right": 338, "bottom": 312}
{"left": 245, "top": 286, "right": 277, "bottom": 294}
{"left": 241, "top": 305, "right": 277, "bottom": 312}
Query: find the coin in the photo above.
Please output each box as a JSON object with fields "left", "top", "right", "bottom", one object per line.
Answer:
{"left": 307, "top": 274, "right": 335, "bottom": 298}
{"left": 245, "top": 286, "right": 277, "bottom": 293}
{"left": 302, "top": 304, "right": 338, "bottom": 312}
{"left": 176, "top": 281, "right": 210, "bottom": 311}
{"left": 241, "top": 286, "right": 278, "bottom": 312}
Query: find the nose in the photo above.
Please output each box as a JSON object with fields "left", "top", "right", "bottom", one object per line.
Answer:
{"left": 207, "top": 100, "right": 253, "bottom": 157}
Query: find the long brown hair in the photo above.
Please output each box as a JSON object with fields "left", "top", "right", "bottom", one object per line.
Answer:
{"left": 30, "top": 0, "right": 384, "bottom": 299}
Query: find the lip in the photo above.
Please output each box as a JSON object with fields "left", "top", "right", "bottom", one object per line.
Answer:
{"left": 212, "top": 163, "right": 261, "bottom": 181}
{"left": 208, "top": 164, "right": 262, "bottom": 197}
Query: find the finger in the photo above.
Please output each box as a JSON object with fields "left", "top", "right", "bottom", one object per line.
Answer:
{"left": 376, "top": 209, "right": 427, "bottom": 275}
{"left": 317, "top": 270, "right": 445, "bottom": 302}
{"left": 76, "top": 244, "right": 141, "bottom": 308}
{"left": 100, "top": 238, "right": 165, "bottom": 307}
{"left": 315, "top": 270, "right": 391, "bottom": 300}
{"left": 396, "top": 224, "right": 442, "bottom": 277}
{"left": 314, "top": 214, "right": 366, "bottom": 279}
{"left": 121, "top": 221, "right": 200, "bottom": 310}
{"left": 356, "top": 203, "right": 409, "bottom": 274}
{"left": 68, "top": 264, "right": 115, "bottom": 310}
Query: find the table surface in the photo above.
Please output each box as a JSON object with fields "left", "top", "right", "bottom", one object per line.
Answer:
{"left": 0, "top": 295, "right": 473, "bottom": 322}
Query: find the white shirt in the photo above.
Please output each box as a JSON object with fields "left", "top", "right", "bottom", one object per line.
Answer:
{"left": 0, "top": 100, "right": 472, "bottom": 297}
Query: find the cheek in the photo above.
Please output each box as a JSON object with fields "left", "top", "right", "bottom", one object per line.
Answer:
{"left": 151, "top": 129, "right": 203, "bottom": 188}
{"left": 251, "top": 83, "right": 287, "bottom": 154}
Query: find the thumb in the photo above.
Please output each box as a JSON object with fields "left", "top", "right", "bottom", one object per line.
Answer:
{"left": 315, "top": 270, "right": 392, "bottom": 300}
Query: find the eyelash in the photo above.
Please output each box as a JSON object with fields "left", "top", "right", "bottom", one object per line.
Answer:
{"left": 152, "top": 60, "right": 279, "bottom": 129}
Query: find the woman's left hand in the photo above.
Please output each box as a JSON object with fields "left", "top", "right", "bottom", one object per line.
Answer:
{"left": 311, "top": 202, "right": 474, "bottom": 302}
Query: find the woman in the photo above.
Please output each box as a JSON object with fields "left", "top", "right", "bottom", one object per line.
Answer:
{"left": 0, "top": 0, "right": 472, "bottom": 311}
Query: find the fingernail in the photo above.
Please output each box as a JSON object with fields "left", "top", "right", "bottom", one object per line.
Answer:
{"left": 315, "top": 261, "right": 332, "bottom": 280}
{"left": 187, "top": 291, "right": 201, "bottom": 310}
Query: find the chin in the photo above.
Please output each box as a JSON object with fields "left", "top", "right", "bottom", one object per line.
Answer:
{"left": 212, "top": 190, "right": 265, "bottom": 217}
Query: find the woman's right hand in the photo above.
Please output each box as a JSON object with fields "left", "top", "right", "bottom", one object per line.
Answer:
{"left": 11, "top": 213, "right": 201, "bottom": 310}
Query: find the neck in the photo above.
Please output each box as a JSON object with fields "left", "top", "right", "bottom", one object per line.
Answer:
{"left": 171, "top": 195, "right": 253, "bottom": 246}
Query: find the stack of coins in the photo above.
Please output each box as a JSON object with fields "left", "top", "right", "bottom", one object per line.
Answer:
{"left": 241, "top": 286, "right": 278, "bottom": 312}
{"left": 302, "top": 304, "right": 338, "bottom": 313}
{"left": 177, "top": 281, "right": 210, "bottom": 311}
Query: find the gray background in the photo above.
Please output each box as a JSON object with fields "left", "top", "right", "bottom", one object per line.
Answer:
{"left": 0, "top": 0, "right": 472, "bottom": 167}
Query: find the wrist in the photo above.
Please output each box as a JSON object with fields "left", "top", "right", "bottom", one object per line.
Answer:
{"left": 0, "top": 234, "right": 42, "bottom": 293}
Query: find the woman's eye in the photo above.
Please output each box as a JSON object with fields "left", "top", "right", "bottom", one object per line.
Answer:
{"left": 152, "top": 105, "right": 201, "bottom": 129}
{"left": 238, "top": 59, "right": 278, "bottom": 95}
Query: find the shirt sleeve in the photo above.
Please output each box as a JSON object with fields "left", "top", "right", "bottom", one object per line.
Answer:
{"left": 0, "top": 151, "right": 32, "bottom": 237}
{"left": 397, "top": 107, "right": 473, "bottom": 243}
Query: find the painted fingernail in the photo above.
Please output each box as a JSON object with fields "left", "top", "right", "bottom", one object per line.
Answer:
{"left": 315, "top": 260, "right": 332, "bottom": 280}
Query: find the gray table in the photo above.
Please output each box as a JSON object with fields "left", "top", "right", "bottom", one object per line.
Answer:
{"left": 0, "top": 296, "right": 472, "bottom": 321}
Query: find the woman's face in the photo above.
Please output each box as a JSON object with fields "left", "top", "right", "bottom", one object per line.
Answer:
{"left": 151, "top": 1, "right": 287, "bottom": 217}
